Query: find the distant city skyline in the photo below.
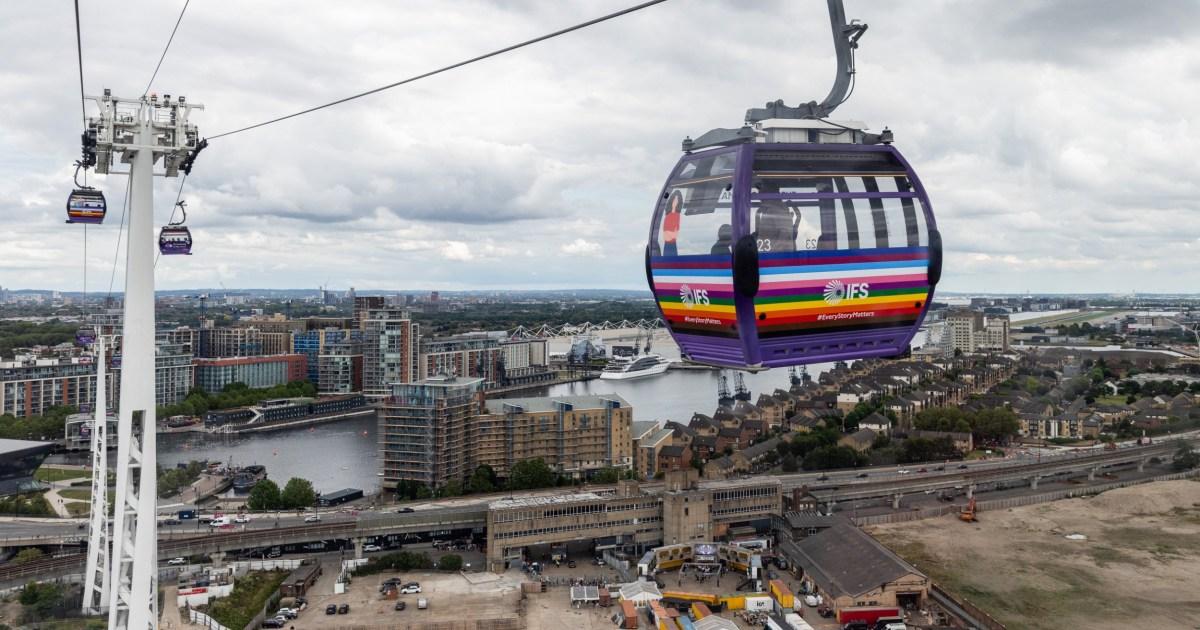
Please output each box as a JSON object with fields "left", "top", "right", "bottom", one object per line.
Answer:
{"left": 2, "top": 1, "right": 1198, "bottom": 293}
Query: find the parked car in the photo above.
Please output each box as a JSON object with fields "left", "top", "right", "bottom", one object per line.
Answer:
{"left": 417, "top": 598, "right": 428, "bottom": 610}
{"left": 363, "top": 544, "right": 382, "bottom": 553}
{"left": 399, "top": 583, "right": 421, "bottom": 594}
{"left": 394, "top": 601, "right": 407, "bottom": 611}
{"left": 324, "top": 605, "right": 337, "bottom": 615}
{"left": 338, "top": 604, "right": 350, "bottom": 614}
{"left": 592, "top": 557, "right": 605, "bottom": 566}
{"left": 567, "top": 560, "right": 577, "bottom": 568}
{"left": 261, "top": 618, "right": 285, "bottom": 628}
{"left": 273, "top": 608, "right": 296, "bottom": 620}
{"left": 304, "top": 514, "right": 321, "bottom": 523}
{"left": 842, "top": 622, "right": 870, "bottom": 630}
{"left": 166, "top": 557, "right": 186, "bottom": 566}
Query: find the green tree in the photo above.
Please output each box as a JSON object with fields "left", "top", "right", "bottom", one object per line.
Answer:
{"left": 508, "top": 458, "right": 557, "bottom": 491}
{"left": 802, "top": 445, "right": 867, "bottom": 471}
{"left": 247, "top": 479, "right": 281, "bottom": 511}
{"left": 11, "top": 548, "right": 44, "bottom": 565}
{"left": 280, "top": 478, "right": 316, "bottom": 509}
{"left": 780, "top": 453, "right": 799, "bottom": 473}
{"left": 438, "top": 479, "right": 464, "bottom": 498}
{"left": 1171, "top": 441, "right": 1200, "bottom": 472}
{"left": 437, "top": 554, "right": 463, "bottom": 571}
{"left": 18, "top": 582, "right": 64, "bottom": 622}
{"left": 415, "top": 485, "right": 433, "bottom": 499}
{"left": 465, "top": 465, "right": 496, "bottom": 495}
{"left": 591, "top": 468, "right": 622, "bottom": 484}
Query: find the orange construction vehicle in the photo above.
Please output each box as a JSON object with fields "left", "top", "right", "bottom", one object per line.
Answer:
{"left": 959, "top": 497, "right": 977, "bottom": 522}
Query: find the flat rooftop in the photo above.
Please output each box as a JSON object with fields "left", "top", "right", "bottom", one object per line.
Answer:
{"left": 489, "top": 492, "right": 607, "bottom": 510}
{"left": 483, "top": 394, "right": 630, "bottom": 414}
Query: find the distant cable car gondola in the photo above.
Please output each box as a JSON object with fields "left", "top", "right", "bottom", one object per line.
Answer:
{"left": 159, "top": 200, "right": 193, "bottom": 255}
{"left": 646, "top": 0, "right": 942, "bottom": 370}
{"left": 76, "top": 327, "right": 96, "bottom": 346}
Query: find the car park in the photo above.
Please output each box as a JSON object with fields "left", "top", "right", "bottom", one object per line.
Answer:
{"left": 325, "top": 605, "right": 337, "bottom": 615}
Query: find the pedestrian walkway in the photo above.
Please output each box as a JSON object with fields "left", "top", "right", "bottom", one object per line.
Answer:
{"left": 160, "top": 584, "right": 185, "bottom": 628}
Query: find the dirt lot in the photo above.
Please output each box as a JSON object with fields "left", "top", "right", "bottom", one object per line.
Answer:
{"left": 290, "top": 570, "right": 522, "bottom": 629}
{"left": 869, "top": 479, "right": 1200, "bottom": 630}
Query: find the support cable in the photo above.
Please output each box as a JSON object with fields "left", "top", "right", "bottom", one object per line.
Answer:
{"left": 207, "top": 0, "right": 670, "bottom": 140}
{"left": 144, "top": 0, "right": 191, "bottom": 96}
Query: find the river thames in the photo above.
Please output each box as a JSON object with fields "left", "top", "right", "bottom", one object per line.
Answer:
{"left": 157, "top": 362, "right": 829, "bottom": 495}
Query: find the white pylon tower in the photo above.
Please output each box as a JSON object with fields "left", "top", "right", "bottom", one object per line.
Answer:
{"left": 82, "top": 333, "right": 110, "bottom": 615}
{"left": 85, "top": 89, "right": 203, "bottom": 630}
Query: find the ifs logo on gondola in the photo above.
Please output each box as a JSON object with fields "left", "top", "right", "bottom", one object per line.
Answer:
{"left": 679, "top": 284, "right": 709, "bottom": 308}
{"left": 823, "top": 279, "right": 870, "bottom": 305}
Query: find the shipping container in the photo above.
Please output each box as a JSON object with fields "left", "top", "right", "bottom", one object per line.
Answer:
{"left": 720, "top": 595, "right": 745, "bottom": 610}
{"left": 783, "top": 612, "right": 815, "bottom": 630}
{"left": 745, "top": 595, "right": 773, "bottom": 612}
{"left": 837, "top": 606, "right": 902, "bottom": 624}
{"left": 620, "top": 601, "right": 639, "bottom": 629}
{"left": 769, "top": 579, "right": 794, "bottom": 610}
{"left": 663, "top": 591, "right": 720, "bottom": 606}
{"left": 677, "top": 616, "right": 696, "bottom": 630}
{"left": 690, "top": 602, "right": 712, "bottom": 620}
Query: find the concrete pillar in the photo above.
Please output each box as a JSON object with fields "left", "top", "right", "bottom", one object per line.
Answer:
{"left": 353, "top": 538, "right": 364, "bottom": 560}
{"left": 892, "top": 493, "right": 902, "bottom": 510}
{"left": 1138, "top": 457, "right": 1146, "bottom": 473}
{"left": 966, "top": 484, "right": 975, "bottom": 500}
{"left": 211, "top": 551, "right": 225, "bottom": 568}
{"left": 1030, "top": 475, "right": 1039, "bottom": 490}
{"left": 1088, "top": 467, "right": 1097, "bottom": 481}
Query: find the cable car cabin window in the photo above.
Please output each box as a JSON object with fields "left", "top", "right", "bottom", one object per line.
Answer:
{"left": 750, "top": 200, "right": 824, "bottom": 253}
{"left": 652, "top": 152, "right": 736, "bottom": 257}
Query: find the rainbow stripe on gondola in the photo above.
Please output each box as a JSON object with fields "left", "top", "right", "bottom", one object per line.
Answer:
{"left": 651, "top": 254, "right": 738, "bottom": 338}
{"left": 754, "top": 246, "right": 930, "bottom": 337}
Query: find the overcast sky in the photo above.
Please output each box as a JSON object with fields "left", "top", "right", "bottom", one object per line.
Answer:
{"left": 1, "top": 0, "right": 1197, "bottom": 294}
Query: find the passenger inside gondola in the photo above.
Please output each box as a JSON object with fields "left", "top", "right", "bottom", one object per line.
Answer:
{"left": 710, "top": 224, "right": 733, "bottom": 255}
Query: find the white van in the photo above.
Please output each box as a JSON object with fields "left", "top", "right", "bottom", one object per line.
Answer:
{"left": 417, "top": 598, "right": 428, "bottom": 610}
{"left": 209, "top": 516, "right": 231, "bottom": 527}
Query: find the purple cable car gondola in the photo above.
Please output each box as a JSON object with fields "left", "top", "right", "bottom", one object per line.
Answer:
{"left": 159, "top": 200, "right": 193, "bottom": 255}
{"left": 75, "top": 327, "right": 96, "bottom": 346}
{"left": 66, "top": 188, "right": 107, "bottom": 224}
{"left": 645, "top": 0, "right": 942, "bottom": 370}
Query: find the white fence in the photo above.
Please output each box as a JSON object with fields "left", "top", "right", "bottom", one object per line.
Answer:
{"left": 188, "top": 609, "right": 231, "bottom": 630}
